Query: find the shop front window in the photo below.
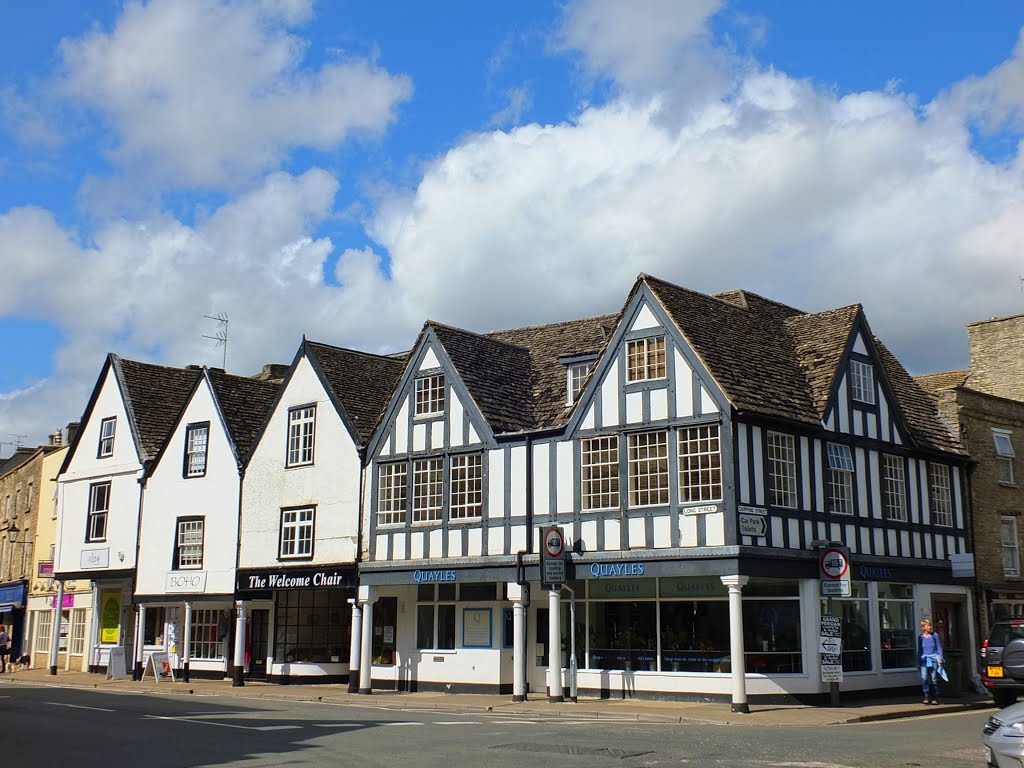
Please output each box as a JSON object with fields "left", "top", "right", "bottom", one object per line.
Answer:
{"left": 660, "top": 600, "right": 730, "bottom": 672}
{"left": 820, "top": 582, "right": 871, "bottom": 672}
{"left": 878, "top": 583, "right": 915, "bottom": 669}
{"left": 35, "top": 611, "right": 52, "bottom": 654}
{"left": 416, "top": 584, "right": 456, "bottom": 650}
{"left": 372, "top": 596, "right": 398, "bottom": 664}
{"left": 190, "top": 609, "right": 228, "bottom": 660}
{"left": 273, "top": 589, "right": 352, "bottom": 664}
{"left": 743, "top": 579, "right": 803, "bottom": 674}
{"left": 585, "top": 581, "right": 655, "bottom": 671}
{"left": 143, "top": 607, "right": 167, "bottom": 646}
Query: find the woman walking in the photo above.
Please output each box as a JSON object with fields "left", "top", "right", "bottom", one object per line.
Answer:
{"left": 918, "top": 619, "right": 944, "bottom": 705}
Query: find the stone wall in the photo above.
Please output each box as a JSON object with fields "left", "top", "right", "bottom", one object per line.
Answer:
{"left": 967, "top": 314, "right": 1024, "bottom": 402}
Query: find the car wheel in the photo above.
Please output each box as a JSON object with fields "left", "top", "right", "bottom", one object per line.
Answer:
{"left": 994, "top": 690, "right": 1017, "bottom": 709}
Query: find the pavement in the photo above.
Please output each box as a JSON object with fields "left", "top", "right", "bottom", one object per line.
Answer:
{"left": 0, "top": 665, "right": 998, "bottom": 727}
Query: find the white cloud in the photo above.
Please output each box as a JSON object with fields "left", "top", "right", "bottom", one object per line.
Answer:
{"left": 55, "top": 0, "right": 412, "bottom": 190}
{"left": 555, "top": 0, "right": 727, "bottom": 95}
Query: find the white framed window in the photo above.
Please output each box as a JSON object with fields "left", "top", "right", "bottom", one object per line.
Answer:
{"left": 175, "top": 518, "right": 204, "bottom": 569}
{"left": 35, "top": 610, "right": 52, "bottom": 654}
{"left": 416, "top": 584, "right": 456, "bottom": 650}
{"left": 415, "top": 374, "right": 445, "bottom": 416}
{"left": 626, "top": 336, "right": 666, "bottom": 382}
{"left": 767, "top": 432, "right": 798, "bottom": 509}
{"left": 678, "top": 424, "right": 721, "bottom": 502}
{"left": 190, "top": 609, "right": 225, "bottom": 660}
{"left": 826, "top": 443, "right": 854, "bottom": 515}
{"left": 628, "top": 430, "right": 669, "bottom": 507}
{"left": 994, "top": 429, "right": 1016, "bottom": 485}
{"left": 581, "top": 436, "right": 618, "bottom": 510}
{"left": 413, "top": 458, "right": 443, "bottom": 523}
{"left": 70, "top": 609, "right": 87, "bottom": 656}
{"left": 881, "top": 454, "right": 907, "bottom": 521}
{"left": 280, "top": 507, "right": 314, "bottom": 559}
{"left": 377, "top": 463, "right": 407, "bottom": 525}
{"left": 1003, "top": 516, "right": 1021, "bottom": 578}
{"left": 928, "top": 463, "right": 953, "bottom": 527}
{"left": 450, "top": 454, "right": 483, "bottom": 520}
{"left": 184, "top": 422, "right": 209, "bottom": 477}
{"left": 566, "top": 362, "right": 592, "bottom": 405}
{"left": 97, "top": 417, "right": 116, "bottom": 457}
{"left": 286, "top": 405, "right": 316, "bottom": 466}
{"left": 849, "top": 359, "right": 875, "bottom": 404}
{"left": 86, "top": 481, "right": 110, "bottom": 542}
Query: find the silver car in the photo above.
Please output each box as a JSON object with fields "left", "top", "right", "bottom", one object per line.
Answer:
{"left": 983, "top": 701, "right": 1024, "bottom": 766}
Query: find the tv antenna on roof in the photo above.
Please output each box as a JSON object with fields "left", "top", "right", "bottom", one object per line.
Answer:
{"left": 203, "top": 313, "right": 229, "bottom": 369}
{"left": 10, "top": 433, "right": 26, "bottom": 448}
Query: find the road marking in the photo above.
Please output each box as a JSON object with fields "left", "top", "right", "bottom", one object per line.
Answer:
{"left": 312, "top": 723, "right": 364, "bottom": 728}
{"left": 434, "top": 721, "right": 481, "bottom": 725}
{"left": 380, "top": 721, "right": 422, "bottom": 726}
{"left": 143, "top": 715, "right": 301, "bottom": 731}
{"left": 45, "top": 701, "right": 115, "bottom": 712}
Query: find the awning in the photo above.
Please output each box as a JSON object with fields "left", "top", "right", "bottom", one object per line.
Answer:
{"left": 0, "top": 604, "right": 14, "bottom": 613}
{"left": 0, "top": 583, "right": 26, "bottom": 609}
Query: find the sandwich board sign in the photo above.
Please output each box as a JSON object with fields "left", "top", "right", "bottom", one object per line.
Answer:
{"left": 541, "top": 526, "right": 566, "bottom": 587}
{"left": 106, "top": 646, "right": 128, "bottom": 680}
{"left": 142, "top": 651, "right": 175, "bottom": 683}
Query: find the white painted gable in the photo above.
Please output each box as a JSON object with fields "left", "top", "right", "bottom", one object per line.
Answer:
{"left": 852, "top": 332, "right": 869, "bottom": 356}
{"left": 419, "top": 346, "right": 441, "bottom": 371}
{"left": 630, "top": 302, "right": 662, "bottom": 332}
{"left": 136, "top": 375, "right": 241, "bottom": 597}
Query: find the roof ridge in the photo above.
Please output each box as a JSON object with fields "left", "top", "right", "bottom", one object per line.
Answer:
{"left": 306, "top": 339, "right": 406, "bottom": 363}
{"left": 642, "top": 274, "right": 757, "bottom": 312}
{"left": 428, "top": 320, "right": 531, "bottom": 353}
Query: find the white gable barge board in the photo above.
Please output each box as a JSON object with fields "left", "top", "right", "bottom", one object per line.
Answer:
{"left": 135, "top": 375, "right": 241, "bottom": 598}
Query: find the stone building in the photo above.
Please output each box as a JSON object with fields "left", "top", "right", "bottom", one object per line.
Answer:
{"left": 918, "top": 313, "right": 1024, "bottom": 639}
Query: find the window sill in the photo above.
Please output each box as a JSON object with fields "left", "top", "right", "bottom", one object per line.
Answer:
{"left": 415, "top": 648, "right": 456, "bottom": 655}
{"left": 999, "top": 481, "right": 1018, "bottom": 488}
{"left": 284, "top": 462, "right": 314, "bottom": 470}
{"left": 277, "top": 556, "right": 314, "bottom": 563}
{"left": 413, "top": 413, "right": 443, "bottom": 421}
{"left": 411, "top": 520, "right": 443, "bottom": 527}
{"left": 448, "top": 517, "right": 482, "bottom": 525}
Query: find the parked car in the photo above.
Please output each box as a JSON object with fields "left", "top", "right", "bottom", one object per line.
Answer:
{"left": 980, "top": 618, "right": 1024, "bottom": 708}
{"left": 983, "top": 701, "right": 1024, "bottom": 767}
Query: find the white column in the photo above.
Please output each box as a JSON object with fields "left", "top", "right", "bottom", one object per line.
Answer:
{"left": 48, "top": 580, "right": 64, "bottom": 675}
{"left": 348, "top": 600, "right": 363, "bottom": 694}
{"left": 508, "top": 582, "right": 527, "bottom": 702}
{"left": 182, "top": 602, "right": 192, "bottom": 683}
{"left": 134, "top": 603, "right": 146, "bottom": 680}
{"left": 359, "top": 598, "right": 374, "bottom": 694}
{"left": 232, "top": 602, "right": 247, "bottom": 687}
{"left": 88, "top": 583, "right": 101, "bottom": 672}
{"left": 721, "top": 575, "right": 750, "bottom": 713}
{"left": 547, "top": 589, "right": 563, "bottom": 702}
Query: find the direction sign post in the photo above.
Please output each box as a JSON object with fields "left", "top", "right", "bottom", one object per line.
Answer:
{"left": 818, "top": 544, "right": 850, "bottom": 707}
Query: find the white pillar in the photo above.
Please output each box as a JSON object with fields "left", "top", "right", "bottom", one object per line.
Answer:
{"left": 232, "top": 602, "right": 247, "bottom": 687}
{"left": 88, "top": 583, "right": 101, "bottom": 672}
{"left": 348, "top": 600, "right": 362, "bottom": 694}
{"left": 513, "top": 600, "right": 526, "bottom": 701}
{"left": 134, "top": 603, "right": 146, "bottom": 680}
{"left": 721, "top": 575, "right": 750, "bottom": 713}
{"left": 182, "top": 602, "right": 192, "bottom": 682}
{"left": 359, "top": 598, "right": 374, "bottom": 694}
{"left": 48, "top": 581, "right": 64, "bottom": 675}
{"left": 547, "top": 589, "right": 563, "bottom": 703}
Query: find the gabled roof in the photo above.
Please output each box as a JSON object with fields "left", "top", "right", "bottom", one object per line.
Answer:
{"left": 785, "top": 305, "right": 863, "bottom": 416}
{"left": 116, "top": 358, "right": 201, "bottom": 464}
{"left": 206, "top": 368, "right": 281, "bottom": 464}
{"left": 915, "top": 370, "right": 971, "bottom": 396}
{"left": 59, "top": 354, "right": 200, "bottom": 476}
{"left": 306, "top": 341, "right": 406, "bottom": 445}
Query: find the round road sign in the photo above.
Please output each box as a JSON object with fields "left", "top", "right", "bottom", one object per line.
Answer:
{"left": 543, "top": 527, "right": 564, "bottom": 558}
{"left": 819, "top": 547, "right": 850, "bottom": 579}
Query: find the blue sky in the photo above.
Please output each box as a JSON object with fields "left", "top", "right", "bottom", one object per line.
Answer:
{"left": 2, "top": 0, "right": 1024, "bottom": 451}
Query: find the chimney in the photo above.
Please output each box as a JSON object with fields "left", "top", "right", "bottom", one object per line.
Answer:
{"left": 967, "top": 314, "right": 1024, "bottom": 401}
{"left": 253, "top": 363, "right": 289, "bottom": 384}
{"left": 66, "top": 421, "right": 81, "bottom": 445}
{"left": 49, "top": 429, "right": 63, "bottom": 446}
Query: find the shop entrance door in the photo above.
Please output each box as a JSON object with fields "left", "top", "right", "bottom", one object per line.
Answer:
{"left": 248, "top": 609, "right": 269, "bottom": 680}
{"left": 933, "top": 599, "right": 965, "bottom": 695}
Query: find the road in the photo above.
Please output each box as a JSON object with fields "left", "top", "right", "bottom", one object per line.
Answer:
{"left": 5, "top": 682, "right": 990, "bottom": 768}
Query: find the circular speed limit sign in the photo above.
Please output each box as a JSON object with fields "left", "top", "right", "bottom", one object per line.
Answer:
{"left": 819, "top": 547, "right": 850, "bottom": 579}
{"left": 543, "top": 527, "right": 565, "bottom": 558}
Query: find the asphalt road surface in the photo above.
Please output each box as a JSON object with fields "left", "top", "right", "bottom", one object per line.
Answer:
{"left": 5, "top": 682, "right": 991, "bottom": 768}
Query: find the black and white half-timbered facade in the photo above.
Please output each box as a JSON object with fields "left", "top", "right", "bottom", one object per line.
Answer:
{"left": 357, "top": 274, "right": 972, "bottom": 706}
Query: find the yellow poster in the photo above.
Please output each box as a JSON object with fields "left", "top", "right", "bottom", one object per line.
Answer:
{"left": 100, "top": 592, "right": 121, "bottom": 644}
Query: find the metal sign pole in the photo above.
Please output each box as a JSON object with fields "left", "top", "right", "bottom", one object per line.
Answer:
{"left": 563, "top": 584, "right": 578, "bottom": 702}
{"left": 827, "top": 595, "right": 839, "bottom": 707}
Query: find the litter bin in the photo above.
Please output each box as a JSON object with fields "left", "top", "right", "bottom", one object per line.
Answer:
{"left": 938, "top": 653, "right": 962, "bottom": 698}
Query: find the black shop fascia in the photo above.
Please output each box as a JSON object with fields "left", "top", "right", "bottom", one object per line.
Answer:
{"left": 236, "top": 565, "right": 357, "bottom": 598}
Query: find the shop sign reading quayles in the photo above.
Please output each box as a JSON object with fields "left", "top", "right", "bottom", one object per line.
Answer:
{"left": 589, "top": 563, "right": 645, "bottom": 578}
{"left": 413, "top": 569, "right": 457, "bottom": 584}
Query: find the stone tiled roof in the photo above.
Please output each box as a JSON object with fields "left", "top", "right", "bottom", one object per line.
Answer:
{"left": 785, "top": 305, "right": 863, "bottom": 416}
{"left": 306, "top": 341, "right": 406, "bottom": 445}
{"left": 914, "top": 370, "right": 971, "bottom": 396}
{"left": 207, "top": 368, "right": 281, "bottom": 464}
{"left": 487, "top": 314, "right": 618, "bottom": 429}
{"left": 115, "top": 357, "right": 201, "bottom": 463}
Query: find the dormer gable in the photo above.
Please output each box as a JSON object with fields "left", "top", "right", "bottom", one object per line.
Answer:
{"left": 366, "top": 324, "right": 498, "bottom": 460}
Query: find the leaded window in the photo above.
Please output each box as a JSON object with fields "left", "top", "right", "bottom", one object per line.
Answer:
{"left": 849, "top": 359, "right": 875, "bottom": 404}
{"left": 449, "top": 454, "right": 483, "bottom": 520}
{"left": 413, "top": 458, "right": 443, "bottom": 523}
{"left": 826, "top": 443, "right": 854, "bottom": 515}
{"left": 581, "top": 436, "right": 618, "bottom": 510}
{"left": 377, "top": 463, "right": 407, "bottom": 525}
{"left": 678, "top": 424, "right": 721, "bottom": 502}
{"left": 767, "top": 432, "right": 797, "bottom": 509}
{"left": 628, "top": 431, "right": 669, "bottom": 507}
{"left": 928, "top": 463, "right": 953, "bottom": 527}
{"left": 626, "top": 336, "right": 666, "bottom": 382}
{"left": 882, "top": 454, "right": 907, "bottom": 521}
{"left": 415, "top": 374, "right": 445, "bottom": 416}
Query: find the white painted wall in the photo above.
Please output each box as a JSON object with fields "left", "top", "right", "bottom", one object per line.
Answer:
{"left": 56, "top": 365, "right": 143, "bottom": 575}
{"left": 240, "top": 356, "right": 362, "bottom": 568}
{"left": 136, "top": 377, "right": 241, "bottom": 597}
